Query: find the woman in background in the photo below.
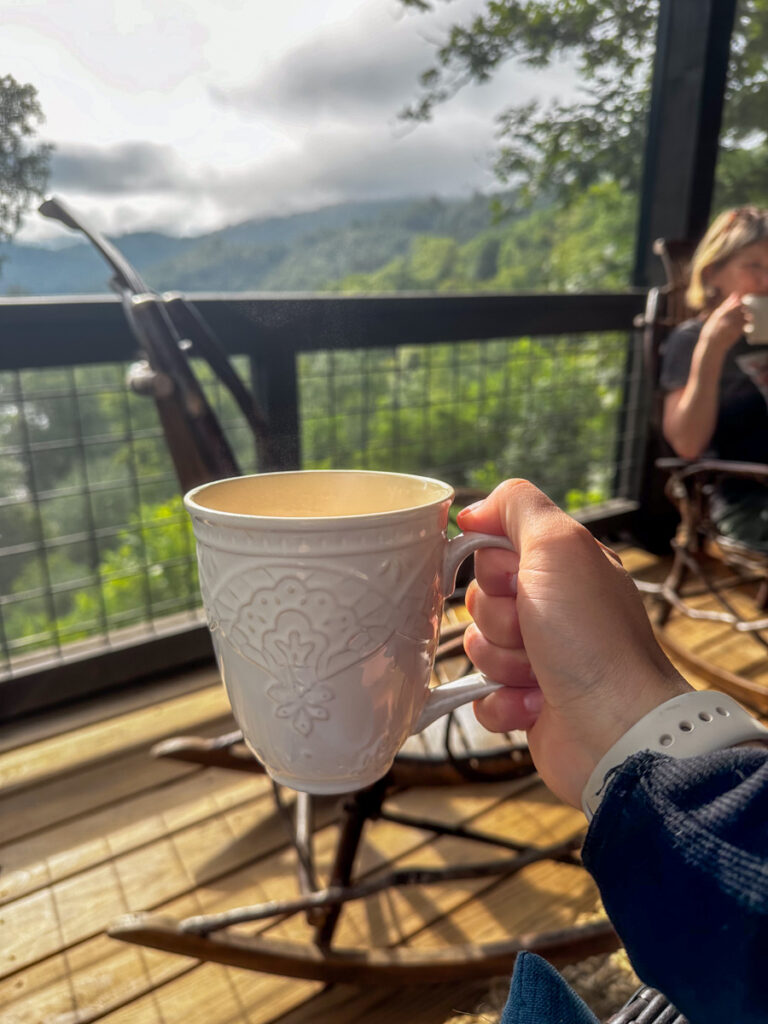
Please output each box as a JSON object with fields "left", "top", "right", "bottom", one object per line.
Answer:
{"left": 661, "top": 206, "right": 768, "bottom": 548}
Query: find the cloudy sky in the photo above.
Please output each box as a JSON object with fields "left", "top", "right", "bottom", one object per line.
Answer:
{"left": 2, "top": 0, "right": 574, "bottom": 242}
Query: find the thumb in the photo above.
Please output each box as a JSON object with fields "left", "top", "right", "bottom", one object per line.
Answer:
{"left": 457, "top": 480, "right": 573, "bottom": 553}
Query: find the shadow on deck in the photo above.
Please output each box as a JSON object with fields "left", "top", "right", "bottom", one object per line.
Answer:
{"left": 2, "top": 548, "right": 766, "bottom": 1024}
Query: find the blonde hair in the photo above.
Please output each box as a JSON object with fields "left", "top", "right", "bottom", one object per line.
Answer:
{"left": 687, "top": 206, "right": 768, "bottom": 312}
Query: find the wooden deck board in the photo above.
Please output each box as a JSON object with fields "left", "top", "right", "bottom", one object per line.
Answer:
{"left": 4, "top": 554, "right": 768, "bottom": 1023}
{"left": 267, "top": 978, "right": 491, "bottom": 1024}
{"left": 626, "top": 547, "right": 768, "bottom": 689}
{"left": 1, "top": 767, "right": 270, "bottom": 906}
{"left": 3, "top": 788, "right": 284, "bottom": 979}
{"left": 0, "top": 686, "right": 233, "bottom": 795}
{"left": 0, "top": 750, "right": 198, "bottom": 848}
{"left": 0, "top": 769, "right": 529, "bottom": 1021}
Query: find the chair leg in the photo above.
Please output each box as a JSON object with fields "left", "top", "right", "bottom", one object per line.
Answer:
{"left": 655, "top": 544, "right": 689, "bottom": 626}
{"left": 312, "top": 775, "right": 390, "bottom": 948}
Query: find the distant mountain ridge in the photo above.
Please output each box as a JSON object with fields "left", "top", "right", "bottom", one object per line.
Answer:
{"left": 0, "top": 194, "right": 499, "bottom": 296}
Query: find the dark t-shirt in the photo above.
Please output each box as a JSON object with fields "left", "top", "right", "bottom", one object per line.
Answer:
{"left": 659, "top": 318, "right": 768, "bottom": 464}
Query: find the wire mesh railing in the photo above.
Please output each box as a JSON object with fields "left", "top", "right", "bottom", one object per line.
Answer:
{"left": 0, "top": 291, "right": 649, "bottom": 709}
{"left": 0, "top": 358, "right": 257, "bottom": 677}
{"left": 299, "top": 331, "right": 639, "bottom": 511}
{"left": 0, "top": 331, "right": 641, "bottom": 681}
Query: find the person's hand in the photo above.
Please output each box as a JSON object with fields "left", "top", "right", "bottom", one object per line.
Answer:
{"left": 699, "top": 292, "right": 747, "bottom": 353}
{"left": 458, "top": 481, "right": 692, "bottom": 808}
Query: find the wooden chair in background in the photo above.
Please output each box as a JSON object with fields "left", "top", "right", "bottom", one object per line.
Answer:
{"left": 635, "top": 238, "right": 768, "bottom": 703}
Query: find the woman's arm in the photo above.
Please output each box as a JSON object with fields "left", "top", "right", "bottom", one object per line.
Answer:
{"left": 662, "top": 294, "right": 745, "bottom": 459}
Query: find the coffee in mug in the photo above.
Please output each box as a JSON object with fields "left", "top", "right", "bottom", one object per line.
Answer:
{"left": 185, "top": 470, "right": 512, "bottom": 794}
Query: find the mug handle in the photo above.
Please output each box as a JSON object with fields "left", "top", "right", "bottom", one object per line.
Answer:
{"left": 410, "top": 530, "right": 516, "bottom": 735}
{"left": 411, "top": 671, "right": 504, "bottom": 733}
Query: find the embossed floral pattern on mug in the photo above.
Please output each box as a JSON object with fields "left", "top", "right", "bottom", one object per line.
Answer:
{"left": 198, "top": 550, "right": 441, "bottom": 736}
{"left": 267, "top": 675, "right": 335, "bottom": 737}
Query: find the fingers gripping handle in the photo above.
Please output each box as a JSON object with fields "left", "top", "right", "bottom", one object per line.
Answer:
{"left": 411, "top": 530, "right": 516, "bottom": 735}
{"left": 441, "top": 530, "right": 516, "bottom": 597}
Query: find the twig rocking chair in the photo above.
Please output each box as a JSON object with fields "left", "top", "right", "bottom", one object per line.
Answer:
{"left": 40, "top": 196, "right": 620, "bottom": 985}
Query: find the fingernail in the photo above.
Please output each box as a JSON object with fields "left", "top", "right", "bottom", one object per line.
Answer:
{"left": 462, "top": 500, "right": 485, "bottom": 513}
{"left": 509, "top": 572, "right": 518, "bottom": 595}
{"left": 523, "top": 689, "right": 544, "bottom": 714}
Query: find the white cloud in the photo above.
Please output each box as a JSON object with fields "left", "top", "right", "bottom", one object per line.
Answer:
{"left": 35, "top": 117, "right": 495, "bottom": 240}
{"left": 210, "top": 12, "right": 431, "bottom": 124}
{"left": 2, "top": 0, "right": 577, "bottom": 242}
{"left": 51, "top": 142, "right": 192, "bottom": 194}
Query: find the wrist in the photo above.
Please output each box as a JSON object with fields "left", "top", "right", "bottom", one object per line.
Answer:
{"left": 582, "top": 691, "right": 768, "bottom": 820}
{"left": 534, "top": 668, "right": 691, "bottom": 808}
{"left": 696, "top": 328, "right": 734, "bottom": 362}
{"left": 581, "top": 668, "right": 691, "bottom": 773}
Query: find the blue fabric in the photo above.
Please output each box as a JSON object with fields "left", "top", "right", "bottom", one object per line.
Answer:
{"left": 500, "top": 952, "right": 598, "bottom": 1024}
{"left": 498, "top": 746, "right": 768, "bottom": 1024}
{"left": 582, "top": 748, "right": 768, "bottom": 1023}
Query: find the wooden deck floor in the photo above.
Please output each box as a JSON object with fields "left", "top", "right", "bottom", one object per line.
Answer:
{"left": 626, "top": 546, "right": 768, "bottom": 714}
{"left": 2, "top": 553, "right": 767, "bottom": 1024}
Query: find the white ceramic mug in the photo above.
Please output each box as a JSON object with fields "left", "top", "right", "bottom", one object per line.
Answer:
{"left": 184, "top": 470, "right": 513, "bottom": 794}
{"left": 742, "top": 294, "right": 768, "bottom": 344}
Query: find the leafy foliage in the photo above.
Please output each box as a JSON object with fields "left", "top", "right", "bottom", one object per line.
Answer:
{"left": 1, "top": 194, "right": 500, "bottom": 296}
{"left": 332, "top": 182, "right": 635, "bottom": 293}
{"left": 401, "top": 0, "right": 768, "bottom": 211}
{"left": 2, "top": 496, "right": 198, "bottom": 649}
{"left": 300, "top": 334, "right": 625, "bottom": 511}
{"left": 401, "top": 1, "right": 656, "bottom": 207}
{"left": 0, "top": 174, "right": 641, "bottom": 660}
{"left": 0, "top": 75, "right": 51, "bottom": 261}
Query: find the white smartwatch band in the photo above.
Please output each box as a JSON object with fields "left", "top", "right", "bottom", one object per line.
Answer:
{"left": 582, "top": 691, "right": 768, "bottom": 821}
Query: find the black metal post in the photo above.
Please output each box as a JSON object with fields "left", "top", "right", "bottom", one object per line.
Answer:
{"left": 633, "top": 0, "right": 738, "bottom": 288}
{"left": 251, "top": 347, "right": 301, "bottom": 470}
{"left": 622, "top": 0, "right": 738, "bottom": 548}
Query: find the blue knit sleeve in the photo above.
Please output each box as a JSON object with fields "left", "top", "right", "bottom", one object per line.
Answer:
{"left": 581, "top": 747, "right": 768, "bottom": 1023}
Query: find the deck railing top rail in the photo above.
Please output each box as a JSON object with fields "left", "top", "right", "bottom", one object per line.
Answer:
{"left": 0, "top": 291, "right": 646, "bottom": 369}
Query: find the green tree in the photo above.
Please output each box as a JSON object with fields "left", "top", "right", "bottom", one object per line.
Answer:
{"left": 62, "top": 496, "right": 197, "bottom": 635}
{"left": 3, "top": 496, "right": 198, "bottom": 651}
{"left": 0, "top": 75, "right": 51, "bottom": 267}
{"left": 401, "top": 1, "right": 768, "bottom": 211}
{"left": 333, "top": 181, "right": 635, "bottom": 294}
{"left": 299, "top": 332, "right": 625, "bottom": 511}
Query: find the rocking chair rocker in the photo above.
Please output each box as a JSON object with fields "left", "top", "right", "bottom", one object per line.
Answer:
{"left": 40, "top": 196, "right": 619, "bottom": 985}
